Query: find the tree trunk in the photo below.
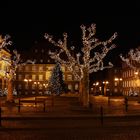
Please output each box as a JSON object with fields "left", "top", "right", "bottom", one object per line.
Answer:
{"left": 7, "top": 80, "right": 14, "bottom": 102}
{"left": 81, "top": 68, "right": 89, "bottom": 108}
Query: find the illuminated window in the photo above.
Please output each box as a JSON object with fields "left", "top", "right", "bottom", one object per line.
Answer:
{"left": 68, "top": 84, "right": 72, "bottom": 90}
{"left": 46, "top": 71, "right": 51, "bottom": 80}
{"left": 67, "top": 75, "right": 72, "bottom": 80}
{"left": 40, "top": 59, "right": 43, "bottom": 63}
{"left": 75, "top": 84, "right": 79, "bottom": 90}
{"left": 47, "top": 66, "right": 53, "bottom": 71}
{"left": 32, "top": 75, "right": 36, "bottom": 80}
{"left": 39, "top": 75, "right": 43, "bottom": 81}
{"left": 39, "top": 66, "right": 43, "bottom": 71}
{"left": 32, "top": 66, "right": 37, "bottom": 71}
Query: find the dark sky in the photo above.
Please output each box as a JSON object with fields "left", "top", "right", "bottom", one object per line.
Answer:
{"left": 0, "top": 1, "right": 140, "bottom": 55}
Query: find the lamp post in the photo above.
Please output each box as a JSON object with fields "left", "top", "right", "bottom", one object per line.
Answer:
{"left": 92, "top": 82, "right": 99, "bottom": 95}
{"left": 114, "top": 78, "right": 122, "bottom": 95}
{"left": 134, "top": 71, "right": 139, "bottom": 94}
{"left": 24, "top": 79, "right": 32, "bottom": 94}
{"left": 34, "top": 81, "right": 40, "bottom": 95}
{"left": 103, "top": 81, "right": 109, "bottom": 96}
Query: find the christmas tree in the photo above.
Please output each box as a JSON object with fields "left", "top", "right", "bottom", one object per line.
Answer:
{"left": 47, "top": 62, "right": 67, "bottom": 95}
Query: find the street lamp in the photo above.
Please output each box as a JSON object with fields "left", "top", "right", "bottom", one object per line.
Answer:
{"left": 103, "top": 81, "right": 109, "bottom": 96}
{"left": 114, "top": 77, "right": 122, "bottom": 95}
{"left": 24, "top": 79, "right": 32, "bottom": 94}
{"left": 34, "top": 81, "right": 40, "bottom": 95}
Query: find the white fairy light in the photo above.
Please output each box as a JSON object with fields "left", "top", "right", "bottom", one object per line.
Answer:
{"left": 120, "top": 47, "right": 140, "bottom": 69}
{"left": 44, "top": 23, "right": 117, "bottom": 80}
{"left": 44, "top": 24, "right": 117, "bottom": 107}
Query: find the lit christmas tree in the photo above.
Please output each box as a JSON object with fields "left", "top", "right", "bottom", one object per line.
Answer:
{"left": 45, "top": 23, "right": 117, "bottom": 107}
{"left": 0, "top": 35, "right": 34, "bottom": 103}
{"left": 47, "top": 62, "right": 67, "bottom": 95}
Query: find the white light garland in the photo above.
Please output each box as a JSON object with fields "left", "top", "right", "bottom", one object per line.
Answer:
{"left": 120, "top": 47, "right": 140, "bottom": 70}
{"left": 44, "top": 23, "right": 117, "bottom": 80}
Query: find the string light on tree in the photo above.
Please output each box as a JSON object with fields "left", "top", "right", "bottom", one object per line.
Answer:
{"left": 0, "top": 35, "right": 35, "bottom": 102}
{"left": 120, "top": 47, "right": 140, "bottom": 69}
{"left": 44, "top": 23, "right": 117, "bottom": 107}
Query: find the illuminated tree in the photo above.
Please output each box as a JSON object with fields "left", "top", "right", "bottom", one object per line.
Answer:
{"left": 47, "top": 62, "right": 67, "bottom": 95}
{"left": 45, "top": 23, "right": 117, "bottom": 107}
{"left": 0, "top": 35, "right": 34, "bottom": 103}
{"left": 120, "top": 47, "right": 140, "bottom": 70}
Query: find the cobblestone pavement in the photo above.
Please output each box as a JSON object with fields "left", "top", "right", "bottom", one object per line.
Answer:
{"left": 0, "top": 95, "right": 140, "bottom": 139}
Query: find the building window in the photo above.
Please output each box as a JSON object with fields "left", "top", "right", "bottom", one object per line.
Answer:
{"left": 32, "top": 66, "right": 37, "bottom": 71}
{"left": 32, "top": 75, "right": 36, "bottom": 80}
{"left": 18, "top": 84, "right": 22, "bottom": 89}
{"left": 75, "top": 84, "right": 79, "bottom": 90}
{"left": 47, "top": 66, "right": 53, "bottom": 71}
{"left": 39, "top": 75, "right": 43, "bottom": 81}
{"left": 67, "top": 75, "right": 72, "bottom": 81}
{"left": 39, "top": 66, "right": 43, "bottom": 71}
{"left": 115, "top": 82, "right": 117, "bottom": 86}
{"left": 46, "top": 72, "right": 51, "bottom": 80}
{"left": 25, "top": 74, "right": 30, "bottom": 79}
{"left": 25, "top": 66, "right": 29, "bottom": 71}
{"left": 68, "top": 84, "right": 72, "bottom": 90}
{"left": 18, "top": 75, "right": 22, "bottom": 80}
{"left": 18, "top": 66, "right": 23, "bottom": 71}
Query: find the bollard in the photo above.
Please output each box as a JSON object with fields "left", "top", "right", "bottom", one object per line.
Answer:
{"left": 52, "top": 95, "right": 54, "bottom": 107}
{"left": 124, "top": 97, "right": 128, "bottom": 112}
{"left": 35, "top": 97, "right": 37, "bottom": 106}
{"left": 18, "top": 98, "right": 21, "bottom": 113}
{"left": 0, "top": 107, "right": 2, "bottom": 127}
{"left": 100, "top": 106, "right": 103, "bottom": 126}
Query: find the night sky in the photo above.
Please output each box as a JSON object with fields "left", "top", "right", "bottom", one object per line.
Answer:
{"left": 0, "top": 2, "right": 140, "bottom": 55}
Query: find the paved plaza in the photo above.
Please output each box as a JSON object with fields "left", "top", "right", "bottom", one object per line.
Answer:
{"left": 1, "top": 95, "right": 140, "bottom": 139}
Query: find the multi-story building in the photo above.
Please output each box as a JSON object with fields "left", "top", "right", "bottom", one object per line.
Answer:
{"left": 122, "top": 59, "right": 140, "bottom": 96}
{"left": 15, "top": 41, "right": 80, "bottom": 95}
{"left": 0, "top": 49, "right": 11, "bottom": 90}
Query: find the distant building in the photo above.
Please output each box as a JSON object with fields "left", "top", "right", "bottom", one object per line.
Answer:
{"left": 122, "top": 59, "right": 140, "bottom": 96}
{"left": 15, "top": 41, "right": 80, "bottom": 95}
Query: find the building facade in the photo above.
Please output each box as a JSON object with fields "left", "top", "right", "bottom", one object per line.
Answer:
{"left": 0, "top": 49, "right": 11, "bottom": 90}
{"left": 122, "top": 60, "right": 140, "bottom": 96}
{"left": 15, "top": 63, "right": 80, "bottom": 96}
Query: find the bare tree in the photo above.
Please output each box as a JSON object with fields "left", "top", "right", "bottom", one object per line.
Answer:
{"left": 45, "top": 23, "right": 117, "bottom": 107}
{"left": 120, "top": 47, "right": 140, "bottom": 70}
{"left": 0, "top": 35, "right": 34, "bottom": 103}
